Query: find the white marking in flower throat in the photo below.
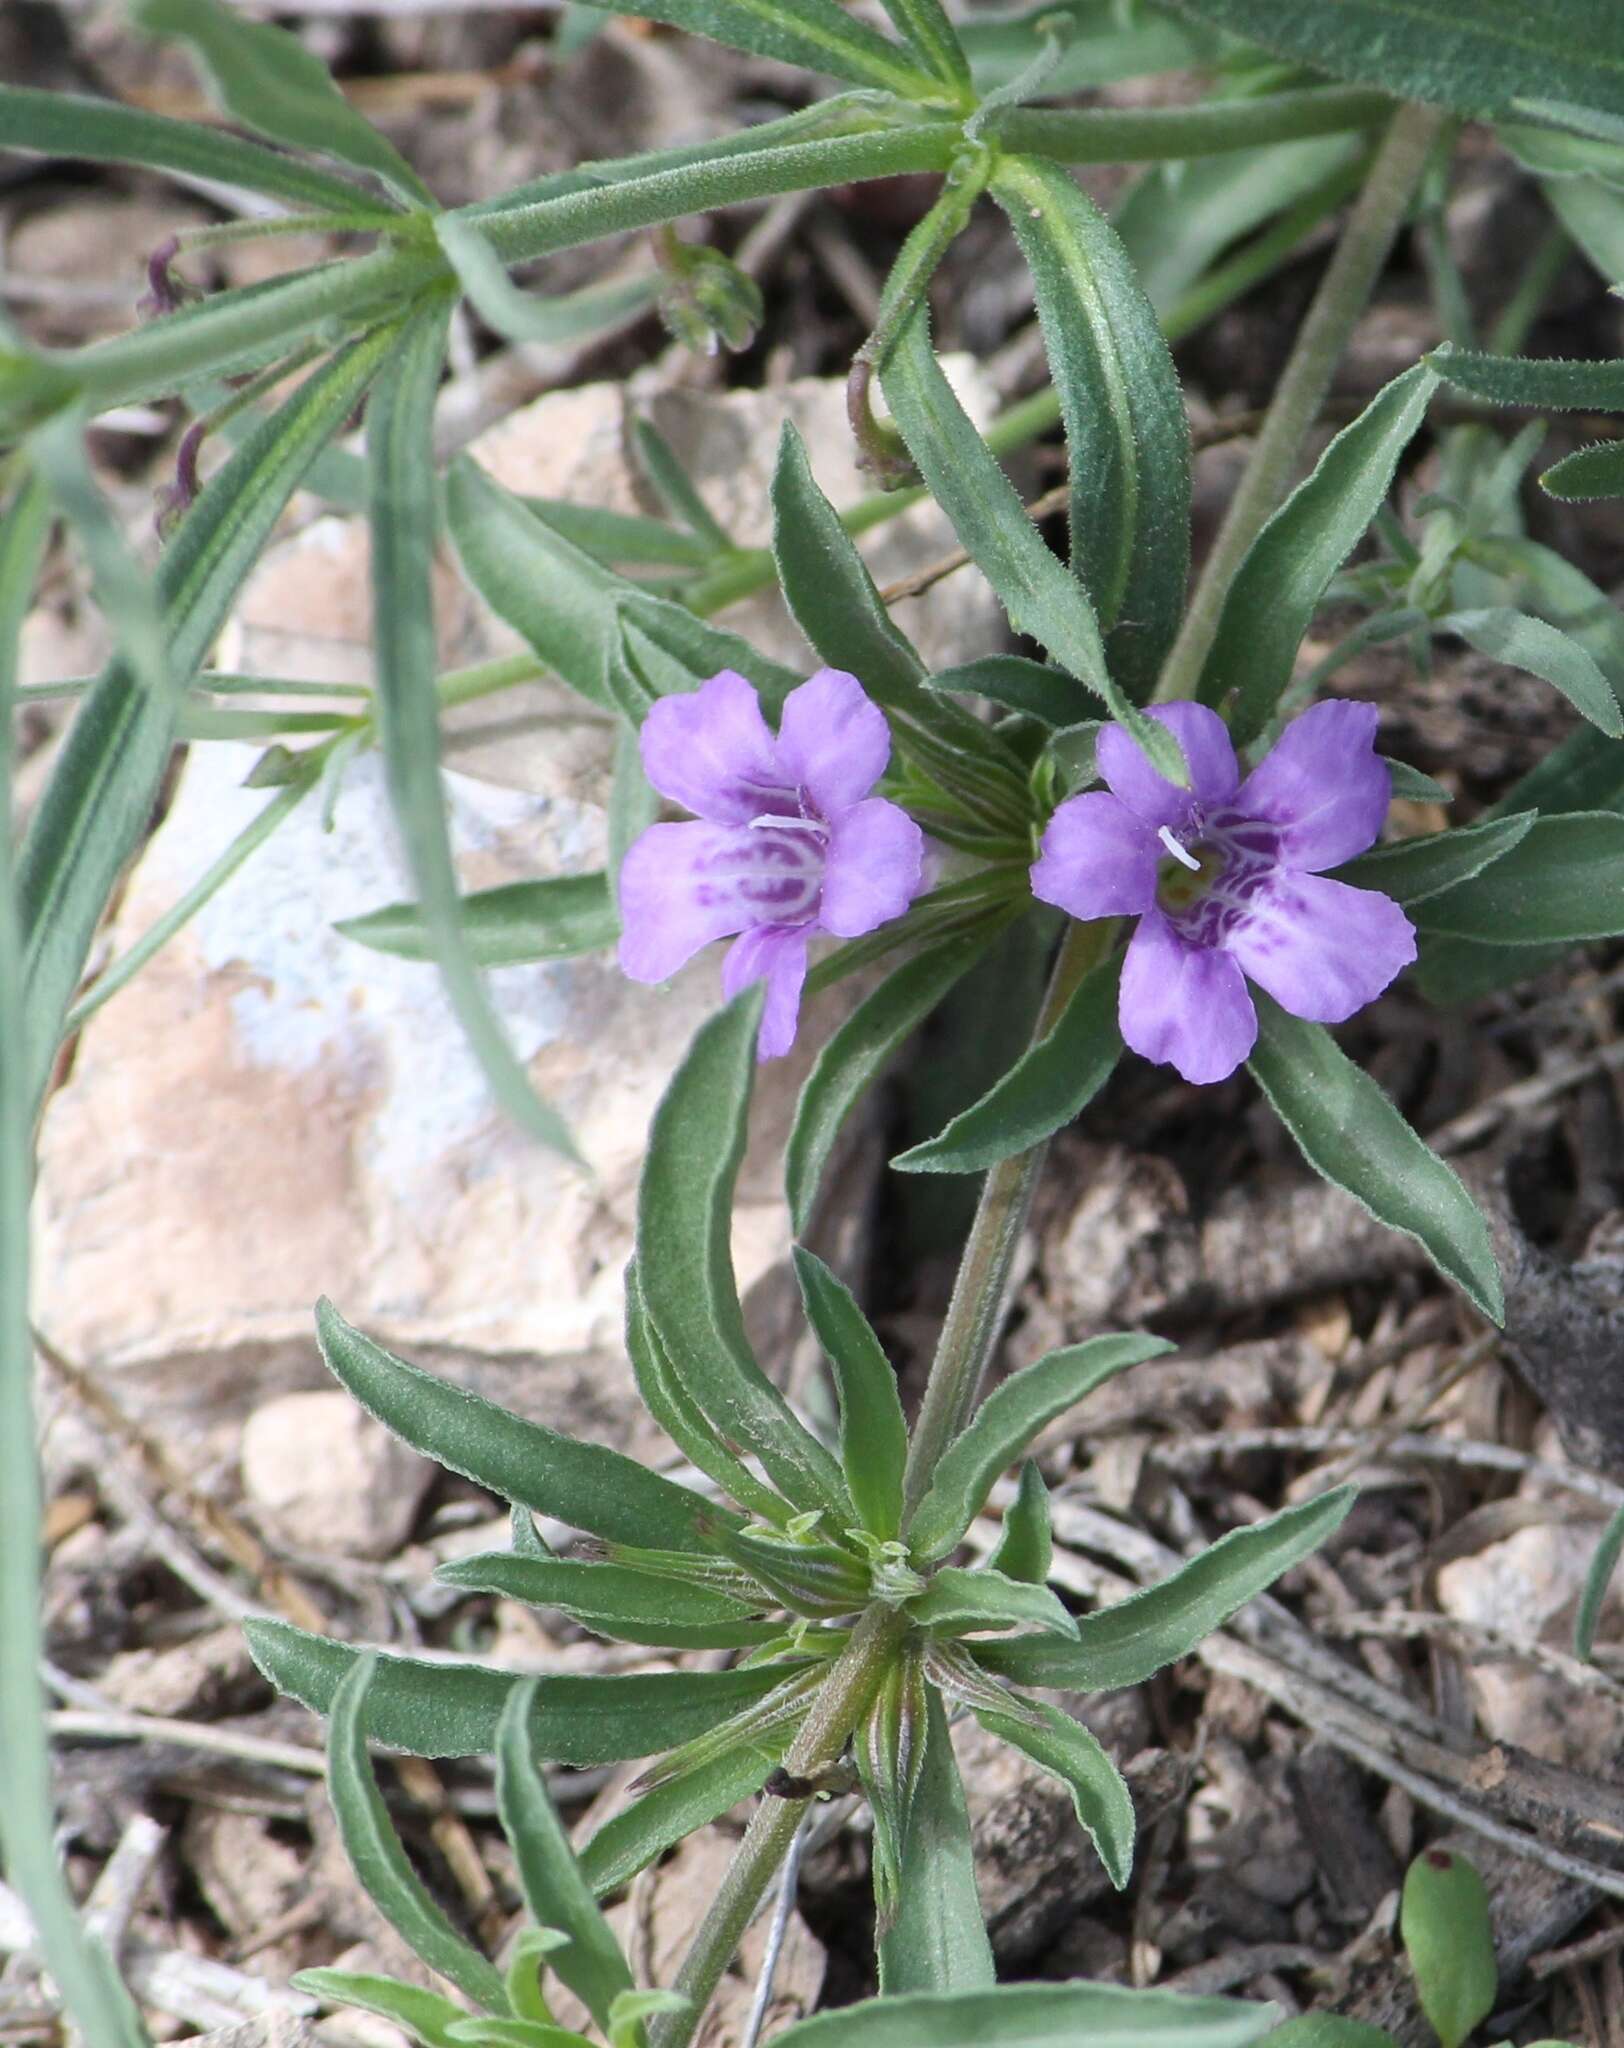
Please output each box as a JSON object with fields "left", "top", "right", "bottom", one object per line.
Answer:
{"left": 1158, "top": 824, "right": 1201, "bottom": 871}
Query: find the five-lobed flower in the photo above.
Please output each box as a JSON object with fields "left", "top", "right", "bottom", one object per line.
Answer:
{"left": 617, "top": 667, "right": 926, "bottom": 1058}
{"left": 1030, "top": 699, "right": 1416, "bottom": 1084}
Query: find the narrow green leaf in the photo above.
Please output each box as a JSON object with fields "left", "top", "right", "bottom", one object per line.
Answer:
{"left": 495, "top": 1682, "right": 633, "bottom": 2031}
{"left": 245, "top": 1617, "right": 792, "bottom": 1761}
{"left": 329, "top": 1654, "right": 510, "bottom": 2009}
{"left": 520, "top": 498, "right": 711, "bottom": 571}
{"left": 877, "top": 1690, "right": 995, "bottom": 1995}
{"left": 131, "top": 0, "right": 430, "bottom": 206}
{"left": 1542, "top": 439, "right": 1624, "bottom": 499}
{"left": 962, "top": 2, "right": 1217, "bottom": 94}
{"left": 575, "top": 0, "right": 940, "bottom": 98}
{"left": 1441, "top": 606, "right": 1624, "bottom": 734}
{"left": 876, "top": 0, "right": 972, "bottom": 96}
{"left": 907, "top": 1335, "right": 1171, "bottom": 1566}
{"left": 1199, "top": 362, "right": 1438, "bottom": 743}
{"left": 0, "top": 83, "right": 398, "bottom": 217}
{"left": 436, "top": 218, "right": 659, "bottom": 346}
{"left": 1415, "top": 810, "right": 1624, "bottom": 942}
{"left": 1576, "top": 1500, "right": 1624, "bottom": 1661}
{"left": 786, "top": 926, "right": 999, "bottom": 1233}
{"left": 1400, "top": 1849, "right": 1496, "bottom": 2048}
{"left": 336, "top": 875, "right": 617, "bottom": 968}
{"left": 793, "top": 1249, "right": 909, "bottom": 1542}
{"left": 370, "top": 303, "right": 577, "bottom": 1158}
{"left": 442, "top": 2020, "right": 581, "bottom": 2048}
{"left": 987, "top": 1461, "right": 1052, "bottom": 1586}
{"left": 855, "top": 1644, "right": 930, "bottom": 1930}
{"left": 892, "top": 946, "right": 1122, "bottom": 1173}
{"left": 771, "top": 419, "right": 926, "bottom": 707}
{"left": 906, "top": 1564, "right": 1076, "bottom": 1638}
{"left": 769, "top": 421, "right": 1030, "bottom": 824}
{"left": 972, "top": 1699, "right": 1135, "bottom": 1888}
{"left": 636, "top": 995, "right": 855, "bottom": 1524}
{"left": 1162, "top": 0, "right": 1624, "bottom": 123}
{"left": 1431, "top": 342, "right": 1624, "bottom": 411}
{"left": 1413, "top": 930, "right": 1569, "bottom": 1007}
{"left": 623, "top": 1263, "right": 787, "bottom": 1528}
{"left": 1248, "top": 997, "right": 1502, "bottom": 1321}
{"left": 992, "top": 155, "right": 1191, "bottom": 701}
{"left": 879, "top": 309, "right": 1179, "bottom": 771}
{"left": 446, "top": 460, "right": 796, "bottom": 715}
{"left": 979, "top": 1488, "right": 1358, "bottom": 1693}
{"left": 579, "top": 1746, "right": 774, "bottom": 1898}
{"left": 294, "top": 1970, "right": 469, "bottom": 2048}
{"left": 631, "top": 420, "right": 732, "bottom": 555}
{"left": 779, "top": 1983, "right": 1277, "bottom": 2048}
{"left": 438, "top": 1555, "right": 776, "bottom": 1651}
{"left": 1333, "top": 812, "right": 1536, "bottom": 906}
{"left": 315, "top": 1298, "right": 726, "bottom": 1553}
{"left": 17, "top": 325, "right": 397, "bottom": 1112}
{"left": 928, "top": 655, "right": 1073, "bottom": 725}
{"left": 0, "top": 474, "right": 149, "bottom": 2048}
{"left": 1387, "top": 758, "right": 1455, "bottom": 804}
{"left": 608, "top": 723, "right": 659, "bottom": 918}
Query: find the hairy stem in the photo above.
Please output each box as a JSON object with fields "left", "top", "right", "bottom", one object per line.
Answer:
{"left": 997, "top": 85, "right": 1392, "bottom": 165}
{"left": 649, "top": 1605, "right": 910, "bottom": 2048}
{"left": 900, "top": 916, "right": 1117, "bottom": 1521}
{"left": 1153, "top": 98, "right": 1447, "bottom": 705}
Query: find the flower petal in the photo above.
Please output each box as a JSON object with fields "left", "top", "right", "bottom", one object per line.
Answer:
{"left": 722, "top": 925, "right": 810, "bottom": 1060}
{"left": 617, "top": 820, "right": 819, "bottom": 982}
{"left": 775, "top": 667, "right": 892, "bottom": 817}
{"left": 1119, "top": 907, "right": 1257, "bottom": 1084}
{"left": 1096, "top": 701, "right": 1240, "bottom": 828}
{"left": 1234, "top": 699, "right": 1390, "bottom": 869}
{"left": 1223, "top": 870, "right": 1416, "bottom": 1023}
{"left": 638, "top": 669, "right": 790, "bottom": 825}
{"left": 818, "top": 797, "right": 924, "bottom": 939}
{"left": 1030, "top": 792, "right": 1161, "bottom": 920}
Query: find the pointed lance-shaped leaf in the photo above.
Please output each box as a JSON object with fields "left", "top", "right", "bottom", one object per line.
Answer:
{"left": 976, "top": 1487, "right": 1357, "bottom": 1693}
{"left": 494, "top": 1682, "right": 633, "bottom": 2031}
{"left": 315, "top": 1299, "right": 727, "bottom": 1553}
{"left": 1246, "top": 999, "right": 1503, "bottom": 1323}
{"left": 907, "top": 1334, "right": 1172, "bottom": 1565}
{"left": 971, "top": 1697, "right": 1135, "bottom": 1889}
{"left": 991, "top": 155, "right": 1190, "bottom": 702}
{"left": 245, "top": 1617, "right": 791, "bottom": 1762}
{"left": 327, "top": 1654, "right": 510, "bottom": 2010}
{"left": 793, "top": 1249, "right": 908, "bottom": 1542}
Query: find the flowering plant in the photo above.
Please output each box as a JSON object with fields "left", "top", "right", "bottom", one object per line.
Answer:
{"left": 6, "top": 0, "right": 1624, "bottom": 2044}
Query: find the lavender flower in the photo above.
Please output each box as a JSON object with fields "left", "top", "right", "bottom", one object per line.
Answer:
{"left": 1031, "top": 700, "right": 1416, "bottom": 1085}
{"left": 618, "top": 667, "right": 925, "bottom": 1058}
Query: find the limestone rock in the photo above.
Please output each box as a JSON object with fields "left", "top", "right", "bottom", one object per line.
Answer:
{"left": 240, "top": 1391, "right": 436, "bottom": 1558}
{"left": 33, "top": 367, "right": 1006, "bottom": 1478}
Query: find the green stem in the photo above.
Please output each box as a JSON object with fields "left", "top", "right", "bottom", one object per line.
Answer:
{"left": 900, "top": 916, "right": 1115, "bottom": 1521}
{"left": 1153, "top": 98, "right": 1447, "bottom": 705}
{"left": 997, "top": 86, "right": 1393, "bottom": 165}
{"left": 648, "top": 1605, "right": 910, "bottom": 2048}
{"left": 1488, "top": 222, "right": 1571, "bottom": 357}
{"left": 483, "top": 125, "right": 962, "bottom": 265}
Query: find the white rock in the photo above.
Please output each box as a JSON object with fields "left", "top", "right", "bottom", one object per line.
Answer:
{"left": 240, "top": 1390, "right": 435, "bottom": 1557}
{"left": 33, "top": 368, "right": 1006, "bottom": 1467}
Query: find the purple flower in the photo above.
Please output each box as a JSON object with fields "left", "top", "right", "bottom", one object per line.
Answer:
{"left": 1030, "top": 699, "right": 1416, "bottom": 1085}
{"left": 618, "top": 667, "right": 925, "bottom": 1059}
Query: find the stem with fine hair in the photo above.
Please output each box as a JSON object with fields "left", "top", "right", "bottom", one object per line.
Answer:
{"left": 1153, "top": 98, "right": 1446, "bottom": 705}
{"left": 648, "top": 1604, "right": 910, "bottom": 2048}
{"left": 900, "top": 916, "right": 1114, "bottom": 1520}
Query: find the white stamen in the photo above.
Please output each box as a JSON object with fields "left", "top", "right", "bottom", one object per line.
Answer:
{"left": 1158, "top": 824, "right": 1200, "bottom": 871}
{"left": 750, "top": 812, "right": 824, "bottom": 836}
